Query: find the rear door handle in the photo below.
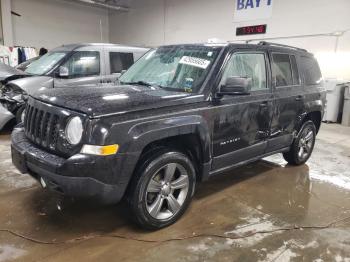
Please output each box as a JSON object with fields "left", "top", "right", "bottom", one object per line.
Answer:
{"left": 295, "top": 95, "right": 303, "bottom": 101}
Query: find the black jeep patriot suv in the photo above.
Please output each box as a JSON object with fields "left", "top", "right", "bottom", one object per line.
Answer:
{"left": 11, "top": 42, "right": 325, "bottom": 229}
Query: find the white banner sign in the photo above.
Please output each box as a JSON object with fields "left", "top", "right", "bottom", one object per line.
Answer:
{"left": 234, "top": 0, "right": 273, "bottom": 22}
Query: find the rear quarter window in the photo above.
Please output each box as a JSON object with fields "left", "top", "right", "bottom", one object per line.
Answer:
{"left": 300, "top": 56, "right": 322, "bottom": 85}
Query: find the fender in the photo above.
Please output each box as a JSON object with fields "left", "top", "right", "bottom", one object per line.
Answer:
{"left": 7, "top": 76, "right": 54, "bottom": 95}
{"left": 304, "top": 96, "right": 325, "bottom": 115}
{"left": 0, "top": 103, "right": 14, "bottom": 130}
{"left": 125, "top": 115, "right": 212, "bottom": 163}
{"left": 295, "top": 96, "right": 324, "bottom": 132}
{"left": 101, "top": 115, "right": 212, "bottom": 187}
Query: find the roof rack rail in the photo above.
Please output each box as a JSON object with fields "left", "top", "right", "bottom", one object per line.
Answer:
{"left": 258, "top": 41, "right": 307, "bottom": 52}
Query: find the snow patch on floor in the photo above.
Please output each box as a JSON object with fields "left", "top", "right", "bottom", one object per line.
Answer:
{"left": 0, "top": 245, "right": 27, "bottom": 262}
{"left": 0, "top": 170, "right": 37, "bottom": 190}
{"left": 187, "top": 242, "right": 210, "bottom": 252}
{"left": 186, "top": 237, "right": 240, "bottom": 257}
{"left": 309, "top": 171, "right": 350, "bottom": 191}
{"left": 258, "top": 243, "right": 298, "bottom": 262}
{"left": 223, "top": 213, "right": 282, "bottom": 248}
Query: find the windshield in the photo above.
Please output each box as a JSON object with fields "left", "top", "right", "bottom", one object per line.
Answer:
{"left": 119, "top": 46, "right": 220, "bottom": 93}
{"left": 25, "top": 51, "right": 68, "bottom": 75}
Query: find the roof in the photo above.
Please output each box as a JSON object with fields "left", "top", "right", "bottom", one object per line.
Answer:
{"left": 158, "top": 41, "right": 310, "bottom": 55}
{"left": 51, "top": 43, "right": 149, "bottom": 52}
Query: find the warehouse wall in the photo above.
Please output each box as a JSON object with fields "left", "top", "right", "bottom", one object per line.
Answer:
{"left": 11, "top": 0, "right": 109, "bottom": 49}
{"left": 109, "top": 0, "right": 350, "bottom": 80}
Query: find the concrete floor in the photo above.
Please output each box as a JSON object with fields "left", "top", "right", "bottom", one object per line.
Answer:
{"left": 0, "top": 124, "right": 350, "bottom": 262}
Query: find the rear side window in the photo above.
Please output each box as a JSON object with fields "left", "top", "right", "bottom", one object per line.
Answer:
{"left": 110, "top": 52, "right": 134, "bottom": 73}
{"left": 272, "top": 53, "right": 293, "bottom": 87}
{"left": 300, "top": 56, "right": 322, "bottom": 85}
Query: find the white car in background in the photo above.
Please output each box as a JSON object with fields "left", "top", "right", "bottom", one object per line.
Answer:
{"left": 0, "top": 43, "right": 149, "bottom": 130}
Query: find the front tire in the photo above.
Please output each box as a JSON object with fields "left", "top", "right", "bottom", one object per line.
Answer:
{"left": 283, "top": 120, "right": 316, "bottom": 165}
{"left": 128, "top": 150, "right": 196, "bottom": 229}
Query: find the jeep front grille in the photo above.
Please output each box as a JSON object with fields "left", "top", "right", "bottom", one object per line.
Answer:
{"left": 24, "top": 103, "right": 61, "bottom": 150}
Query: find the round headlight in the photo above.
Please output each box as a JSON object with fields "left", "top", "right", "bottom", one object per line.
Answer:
{"left": 65, "top": 116, "right": 83, "bottom": 145}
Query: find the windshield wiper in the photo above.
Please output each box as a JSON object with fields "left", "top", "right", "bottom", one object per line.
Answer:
{"left": 122, "top": 81, "right": 151, "bottom": 87}
{"left": 122, "top": 81, "right": 163, "bottom": 89}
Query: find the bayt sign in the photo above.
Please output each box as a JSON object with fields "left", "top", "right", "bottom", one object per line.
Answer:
{"left": 234, "top": 0, "right": 274, "bottom": 22}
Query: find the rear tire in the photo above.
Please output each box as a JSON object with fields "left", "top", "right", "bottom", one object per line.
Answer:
{"left": 128, "top": 149, "right": 196, "bottom": 230}
{"left": 283, "top": 120, "right": 316, "bottom": 165}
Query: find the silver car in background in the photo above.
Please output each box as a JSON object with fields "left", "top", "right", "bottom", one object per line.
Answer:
{"left": 0, "top": 43, "right": 149, "bottom": 130}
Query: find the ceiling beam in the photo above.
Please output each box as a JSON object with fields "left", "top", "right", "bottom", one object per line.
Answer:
{"left": 69, "top": 0, "right": 129, "bottom": 12}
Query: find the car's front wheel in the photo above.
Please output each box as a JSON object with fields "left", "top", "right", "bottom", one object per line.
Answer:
{"left": 128, "top": 150, "right": 196, "bottom": 229}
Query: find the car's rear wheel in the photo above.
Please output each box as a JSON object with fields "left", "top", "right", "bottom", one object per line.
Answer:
{"left": 283, "top": 120, "right": 316, "bottom": 165}
{"left": 128, "top": 150, "right": 196, "bottom": 229}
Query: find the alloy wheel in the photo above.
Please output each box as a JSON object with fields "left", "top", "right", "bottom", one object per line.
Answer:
{"left": 145, "top": 163, "right": 189, "bottom": 220}
{"left": 298, "top": 127, "right": 314, "bottom": 161}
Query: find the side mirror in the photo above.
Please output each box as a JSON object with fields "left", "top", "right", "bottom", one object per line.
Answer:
{"left": 218, "top": 77, "right": 251, "bottom": 96}
{"left": 58, "top": 66, "right": 69, "bottom": 78}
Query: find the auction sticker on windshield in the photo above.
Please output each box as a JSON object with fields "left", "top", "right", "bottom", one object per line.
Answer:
{"left": 179, "top": 56, "right": 211, "bottom": 69}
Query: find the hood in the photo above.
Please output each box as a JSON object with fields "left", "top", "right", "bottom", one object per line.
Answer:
{"left": 8, "top": 76, "right": 54, "bottom": 94}
{"left": 0, "top": 63, "right": 28, "bottom": 83}
{"left": 32, "top": 85, "right": 197, "bottom": 118}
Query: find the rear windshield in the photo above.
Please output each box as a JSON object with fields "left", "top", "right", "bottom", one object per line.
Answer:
{"left": 300, "top": 56, "right": 322, "bottom": 85}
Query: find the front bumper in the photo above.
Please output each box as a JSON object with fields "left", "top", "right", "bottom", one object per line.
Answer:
{"left": 11, "top": 127, "right": 127, "bottom": 204}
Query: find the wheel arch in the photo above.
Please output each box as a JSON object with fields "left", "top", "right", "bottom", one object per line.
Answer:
{"left": 296, "top": 99, "right": 323, "bottom": 134}
{"left": 298, "top": 111, "right": 322, "bottom": 134}
{"left": 125, "top": 115, "right": 212, "bottom": 183}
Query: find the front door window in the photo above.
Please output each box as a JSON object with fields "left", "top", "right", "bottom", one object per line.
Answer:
{"left": 220, "top": 53, "right": 267, "bottom": 91}
{"left": 61, "top": 51, "right": 100, "bottom": 78}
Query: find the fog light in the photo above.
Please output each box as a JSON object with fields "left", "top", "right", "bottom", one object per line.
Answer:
{"left": 40, "top": 177, "right": 47, "bottom": 188}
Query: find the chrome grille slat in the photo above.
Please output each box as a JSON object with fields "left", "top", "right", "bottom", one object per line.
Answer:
{"left": 41, "top": 112, "right": 50, "bottom": 146}
{"left": 23, "top": 104, "right": 29, "bottom": 129}
{"left": 49, "top": 115, "right": 59, "bottom": 149}
{"left": 30, "top": 108, "right": 38, "bottom": 137}
{"left": 46, "top": 114, "right": 55, "bottom": 148}
{"left": 26, "top": 105, "right": 34, "bottom": 135}
{"left": 34, "top": 110, "right": 43, "bottom": 142}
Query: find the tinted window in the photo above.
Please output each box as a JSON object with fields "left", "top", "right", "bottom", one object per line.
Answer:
{"left": 110, "top": 52, "right": 134, "bottom": 73}
{"left": 300, "top": 56, "right": 322, "bottom": 85}
{"left": 220, "top": 53, "right": 267, "bottom": 91}
{"left": 62, "top": 51, "right": 100, "bottom": 78}
{"left": 272, "top": 53, "right": 293, "bottom": 87}
{"left": 290, "top": 55, "right": 300, "bottom": 85}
